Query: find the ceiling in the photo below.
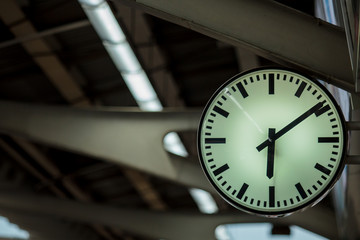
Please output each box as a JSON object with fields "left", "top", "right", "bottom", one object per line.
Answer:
{"left": 0, "top": 0, "right": 355, "bottom": 239}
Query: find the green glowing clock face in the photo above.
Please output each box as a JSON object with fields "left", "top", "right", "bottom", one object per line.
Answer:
{"left": 197, "top": 67, "right": 347, "bottom": 217}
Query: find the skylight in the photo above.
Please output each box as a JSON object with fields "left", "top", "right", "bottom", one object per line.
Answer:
{"left": 0, "top": 216, "right": 29, "bottom": 239}
{"left": 189, "top": 188, "right": 219, "bottom": 214}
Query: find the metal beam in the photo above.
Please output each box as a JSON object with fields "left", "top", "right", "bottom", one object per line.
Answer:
{"left": 11, "top": 137, "right": 122, "bottom": 240}
{"left": 117, "top": 0, "right": 354, "bottom": 92}
{"left": 0, "top": 101, "right": 212, "bottom": 192}
{"left": 0, "top": 139, "right": 68, "bottom": 198}
{"left": 1, "top": 0, "right": 168, "bottom": 215}
{"left": 0, "top": 19, "right": 90, "bottom": 50}
{"left": 340, "top": 0, "right": 360, "bottom": 92}
{"left": 0, "top": 0, "right": 90, "bottom": 106}
{"left": 0, "top": 190, "right": 338, "bottom": 240}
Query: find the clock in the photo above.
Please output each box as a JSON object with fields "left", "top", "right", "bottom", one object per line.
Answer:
{"left": 197, "top": 67, "right": 347, "bottom": 217}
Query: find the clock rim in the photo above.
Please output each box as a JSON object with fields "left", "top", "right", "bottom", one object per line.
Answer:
{"left": 197, "top": 66, "right": 348, "bottom": 217}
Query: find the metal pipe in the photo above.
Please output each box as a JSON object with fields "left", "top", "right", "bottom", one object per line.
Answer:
{"left": 346, "top": 121, "right": 360, "bottom": 130}
{"left": 346, "top": 155, "right": 360, "bottom": 164}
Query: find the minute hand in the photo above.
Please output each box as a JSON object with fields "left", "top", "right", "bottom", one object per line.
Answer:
{"left": 256, "top": 102, "right": 323, "bottom": 152}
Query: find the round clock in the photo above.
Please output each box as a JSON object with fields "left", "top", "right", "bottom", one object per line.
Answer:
{"left": 197, "top": 67, "right": 347, "bottom": 217}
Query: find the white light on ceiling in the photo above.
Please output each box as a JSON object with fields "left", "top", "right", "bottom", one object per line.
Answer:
{"left": 80, "top": 0, "right": 162, "bottom": 112}
{"left": 122, "top": 71, "right": 159, "bottom": 104}
{"left": 104, "top": 41, "right": 142, "bottom": 73}
{"left": 138, "top": 99, "right": 163, "bottom": 112}
{"left": 80, "top": 1, "right": 126, "bottom": 43}
{"left": 189, "top": 188, "right": 218, "bottom": 214}
{"left": 78, "top": 0, "right": 102, "bottom": 6}
{"left": 79, "top": 0, "right": 218, "bottom": 215}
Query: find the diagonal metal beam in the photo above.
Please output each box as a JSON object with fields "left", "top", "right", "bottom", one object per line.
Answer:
{"left": 0, "top": 0, "right": 168, "bottom": 215}
{"left": 117, "top": 0, "right": 354, "bottom": 92}
{"left": 0, "top": 139, "right": 68, "bottom": 198}
{"left": 0, "top": 101, "right": 212, "bottom": 192}
{"left": 0, "top": 189, "right": 338, "bottom": 240}
{"left": 0, "top": 0, "right": 90, "bottom": 106}
{"left": 11, "top": 137, "right": 120, "bottom": 240}
{"left": 0, "top": 1, "right": 172, "bottom": 237}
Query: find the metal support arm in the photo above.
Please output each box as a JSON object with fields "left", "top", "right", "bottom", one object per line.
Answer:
{"left": 347, "top": 121, "right": 360, "bottom": 130}
{"left": 346, "top": 121, "right": 360, "bottom": 164}
{"left": 0, "top": 101, "right": 213, "bottom": 192}
{"left": 117, "top": 0, "right": 354, "bottom": 92}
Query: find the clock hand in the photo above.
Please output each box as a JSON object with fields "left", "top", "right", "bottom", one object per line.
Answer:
{"left": 266, "top": 128, "right": 275, "bottom": 179}
{"left": 256, "top": 102, "right": 323, "bottom": 152}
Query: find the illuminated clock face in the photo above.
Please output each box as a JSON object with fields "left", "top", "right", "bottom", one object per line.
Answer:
{"left": 197, "top": 67, "right": 347, "bottom": 217}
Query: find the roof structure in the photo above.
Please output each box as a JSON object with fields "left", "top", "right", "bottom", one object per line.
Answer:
{"left": 0, "top": 0, "right": 357, "bottom": 239}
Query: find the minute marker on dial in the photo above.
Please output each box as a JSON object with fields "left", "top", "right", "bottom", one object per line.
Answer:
{"left": 269, "top": 186, "right": 275, "bottom": 207}
{"left": 236, "top": 183, "right": 249, "bottom": 200}
{"left": 295, "top": 183, "right": 308, "bottom": 199}
{"left": 236, "top": 82, "right": 249, "bottom": 98}
{"left": 213, "top": 164, "right": 229, "bottom": 176}
{"left": 315, "top": 104, "right": 330, "bottom": 117}
{"left": 318, "top": 137, "right": 339, "bottom": 143}
{"left": 205, "top": 138, "right": 226, "bottom": 144}
{"left": 295, "top": 81, "right": 307, "bottom": 98}
{"left": 213, "top": 106, "right": 229, "bottom": 118}
{"left": 269, "top": 74, "right": 274, "bottom": 95}
{"left": 314, "top": 163, "right": 331, "bottom": 176}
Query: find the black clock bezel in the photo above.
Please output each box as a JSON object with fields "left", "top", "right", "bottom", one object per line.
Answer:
{"left": 197, "top": 67, "right": 348, "bottom": 217}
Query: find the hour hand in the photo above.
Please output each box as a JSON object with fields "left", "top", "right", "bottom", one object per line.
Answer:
{"left": 266, "top": 128, "right": 275, "bottom": 179}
